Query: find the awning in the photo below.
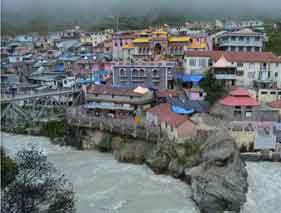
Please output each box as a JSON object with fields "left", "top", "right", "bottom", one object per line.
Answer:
{"left": 176, "top": 73, "right": 204, "bottom": 84}
{"left": 171, "top": 105, "right": 194, "bottom": 115}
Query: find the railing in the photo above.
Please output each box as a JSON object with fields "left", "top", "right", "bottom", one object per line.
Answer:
{"left": 66, "top": 107, "right": 161, "bottom": 143}
{"left": 1, "top": 89, "right": 82, "bottom": 103}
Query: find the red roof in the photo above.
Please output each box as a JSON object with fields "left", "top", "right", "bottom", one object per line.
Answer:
{"left": 268, "top": 100, "right": 281, "bottom": 108}
{"left": 156, "top": 90, "right": 178, "bottom": 98}
{"left": 220, "top": 88, "right": 260, "bottom": 106}
{"left": 185, "top": 51, "right": 281, "bottom": 63}
{"left": 230, "top": 88, "right": 250, "bottom": 96}
{"left": 147, "top": 103, "right": 187, "bottom": 128}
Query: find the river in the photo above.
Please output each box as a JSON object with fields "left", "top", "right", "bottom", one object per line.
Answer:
{"left": 1, "top": 132, "right": 281, "bottom": 213}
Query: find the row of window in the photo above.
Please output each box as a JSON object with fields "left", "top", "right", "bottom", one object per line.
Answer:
{"left": 226, "top": 46, "right": 261, "bottom": 52}
{"left": 222, "top": 36, "right": 261, "bottom": 42}
{"left": 260, "top": 91, "right": 281, "bottom": 95}
{"left": 119, "top": 68, "right": 160, "bottom": 77}
{"left": 189, "top": 58, "right": 208, "bottom": 67}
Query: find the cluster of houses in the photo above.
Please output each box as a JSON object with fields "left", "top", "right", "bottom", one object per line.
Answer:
{"left": 1, "top": 20, "right": 281, "bottom": 152}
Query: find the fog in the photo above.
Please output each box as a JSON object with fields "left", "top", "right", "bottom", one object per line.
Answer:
{"left": 2, "top": 0, "right": 281, "bottom": 34}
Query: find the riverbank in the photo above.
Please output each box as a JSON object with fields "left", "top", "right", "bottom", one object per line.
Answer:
{"left": 1, "top": 132, "right": 281, "bottom": 213}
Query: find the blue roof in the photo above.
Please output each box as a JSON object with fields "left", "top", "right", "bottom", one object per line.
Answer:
{"left": 167, "top": 97, "right": 209, "bottom": 113}
{"left": 176, "top": 73, "right": 204, "bottom": 84}
{"left": 172, "top": 105, "right": 194, "bottom": 115}
{"left": 54, "top": 64, "right": 64, "bottom": 72}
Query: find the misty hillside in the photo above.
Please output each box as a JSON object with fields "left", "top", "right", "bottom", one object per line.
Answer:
{"left": 2, "top": 0, "right": 281, "bottom": 34}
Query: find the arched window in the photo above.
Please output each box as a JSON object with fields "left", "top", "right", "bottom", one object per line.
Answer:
{"left": 120, "top": 68, "right": 125, "bottom": 76}
{"left": 153, "top": 69, "right": 158, "bottom": 77}
{"left": 140, "top": 69, "right": 145, "bottom": 77}
{"left": 132, "top": 69, "right": 138, "bottom": 76}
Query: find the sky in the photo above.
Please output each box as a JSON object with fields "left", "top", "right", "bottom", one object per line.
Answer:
{"left": 2, "top": 0, "right": 281, "bottom": 33}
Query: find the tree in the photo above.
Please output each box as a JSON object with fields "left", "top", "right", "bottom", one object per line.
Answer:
{"left": 1, "top": 147, "right": 75, "bottom": 213}
{"left": 1, "top": 147, "right": 18, "bottom": 188}
{"left": 200, "top": 71, "right": 226, "bottom": 105}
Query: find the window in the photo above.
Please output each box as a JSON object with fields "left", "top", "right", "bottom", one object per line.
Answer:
{"left": 114, "top": 42, "right": 118, "bottom": 47}
{"left": 231, "top": 46, "right": 235, "bottom": 51}
{"left": 247, "top": 47, "right": 251, "bottom": 51}
{"left": 237, "top": 70, "right": 244, "bottom": 76}
{"left": 231, "top": 36, "right": 236, "bottom": 41}
{"left": 153, "top": 69, "right": 159, "bottom": 77}
{"left": 278, "top": 91, "right": 281, "bottom": 95}
{"left": 261, "top": 91, "right": 268, "bottom": 95}
{"left": 255, "top": 47, "right": 260, "bottom": 52}
{"left": 276, "top": 63, "right": 279, "bottom": 68}
{"left": 199, "top": 58, "right": 206, "bottom": 67}
{"left": 132, "top": 69, "right": 138, "bottom": 76}
{"left": 189, "top": 59, "right": 196, "bottom": 67}
{"left": 255, "top": 37, "right": 260, "bottom": 41}
{"left": 247, "top": 72, "right": 255, "bottom": 79}
{"left": 270, "top": 91, "right": 276, "bottom": 95}
{"left": 130, "top": 96, "right": 133, "bottom": 99}
{"left": 120, "top": 69, "right": 125, "bottom": 76}
{"left": 140, "top": 69, "right": 145, "bottom": 77}
{"left": 239, "top": 47, "right": 244, "bottom": 52}
{"left": 245, "top": 111, "right": 252, "bottom": 117}
{"left": 235, "top": 106, "right": 241, "bottom": 109}
{"left": 239, "top": 37, "right": 244, "bottom": 41}
{"left": 238, "top": 63, "right": 243, "bottom": 67}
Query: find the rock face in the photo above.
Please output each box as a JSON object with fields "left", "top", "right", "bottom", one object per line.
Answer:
{"left": 188, "top": 131, "right": 248, "bottom": 213}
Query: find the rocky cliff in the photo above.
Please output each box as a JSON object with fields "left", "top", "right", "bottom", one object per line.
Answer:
{"left": 187, "top": 131, "right": 248, "bottom": 213}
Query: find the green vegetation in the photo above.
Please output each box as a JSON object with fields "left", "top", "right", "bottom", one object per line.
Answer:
{"left": 200, "top": 71, "right": 226, "bottom": 105}
{"left": 265, "top": 26, "right": 281, "bottom": 56}
{"left": 40, "top": 120, "right": 65, "bottom": 139}
{"left": 96, "top": 133, "right": 113, "bottom": 152}
{"left": 1, "top": 147, "right": 75, "bottom": 212}
{"left": 0, "top": 147, "right": 18, "bottom": 188}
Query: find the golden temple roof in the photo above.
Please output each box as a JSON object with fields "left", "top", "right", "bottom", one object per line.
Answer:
{"left": 168, "top": 36, "right": 191, "bottom": 43}
{"left": 122, "top": 43, "right": 134, "bottom": 49}
{"left": 187, "top": 40, "right": 207, "bottom": 49}
{"left": 133, "top": 37, "right": 150, "bottom": 43}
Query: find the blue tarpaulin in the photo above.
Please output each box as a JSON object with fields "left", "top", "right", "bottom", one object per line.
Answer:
{"left": 54, "top": 64, "right": 64, "bottom": 72}
{"left": 176, "top": 73, "right": 204, "bottom": 84}
{"left": 171, "top": 105, "right": 194, "bottom": 115}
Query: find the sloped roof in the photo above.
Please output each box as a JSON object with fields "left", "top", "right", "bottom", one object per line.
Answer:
{"left": 187, "top": 40, "right": 207, "bottom": 49}
{"left": 168, "top": 36, "right": 191, "bottom": 42}
{"left": 185, "top": 51, "right": 281, "bottom": 63}
{"left": 212, "top": 54, "right": 235, "bottom": 68}
{"left": 220, "top": 88, "right": 260, "bottom": 106}
{"left": 122, "top": 43, "right": 134, "bottom": 49}
{"left": 88, "top": 85, "right": 145, "bottom": 97}
{"left": 147, "top": 103, "right": 187, "bottom": 128}
{"left": 133, "top": 37, "right": 150, "bottom": 43}
{"left": 230, "top": 88, "right": 250, "bottom": 96}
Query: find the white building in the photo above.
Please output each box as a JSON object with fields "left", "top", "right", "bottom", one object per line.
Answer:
{"left": 184, "top": 51, "right": 281, "bottom": 88}
{"left": 216, "top": 28, "right": 267, "bottom": 52}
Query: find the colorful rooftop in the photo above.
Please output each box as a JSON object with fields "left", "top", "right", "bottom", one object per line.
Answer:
{"left": 187, "top": 40, "right": 207, "bottom": 49}
{"left": 168, "top": 36, "right": 191, "bottom": 43}
{"left": 147, "top": 103, "right": 187, "bottom": 128}
{"left": 220, "top": 88, "right": 260, "bottom": 106}
{"left": 122, "top": 43, "right": 134, "bottom": 49}
{"left": 133, "top": 37, "right": 150, "bottom": 43}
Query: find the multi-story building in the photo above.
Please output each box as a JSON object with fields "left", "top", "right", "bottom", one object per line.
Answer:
{"left": 184, "top": 51, "right": 281, "bottom": 88}
{"left": 216, "top": 28, "right": 267, "bottom": 52}
{"left": 112, "top": 31, "right": 137, "bottom": 61}
{"left": 112, "top": 62, "right": 176, "bottom": 89}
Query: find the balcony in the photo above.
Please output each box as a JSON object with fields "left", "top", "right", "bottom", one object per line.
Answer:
{"left": 219, "top": 40, "right": 263, "bottom": 47}
{"left": 215, "top": 74, "right": 237, "bottom": 80}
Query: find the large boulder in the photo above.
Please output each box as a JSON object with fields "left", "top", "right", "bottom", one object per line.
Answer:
{"left": 189, "top": 130, "right": 248, "bottom": 213}
{"left": 116, "top": 141, "right": 152, "bottom": 164}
